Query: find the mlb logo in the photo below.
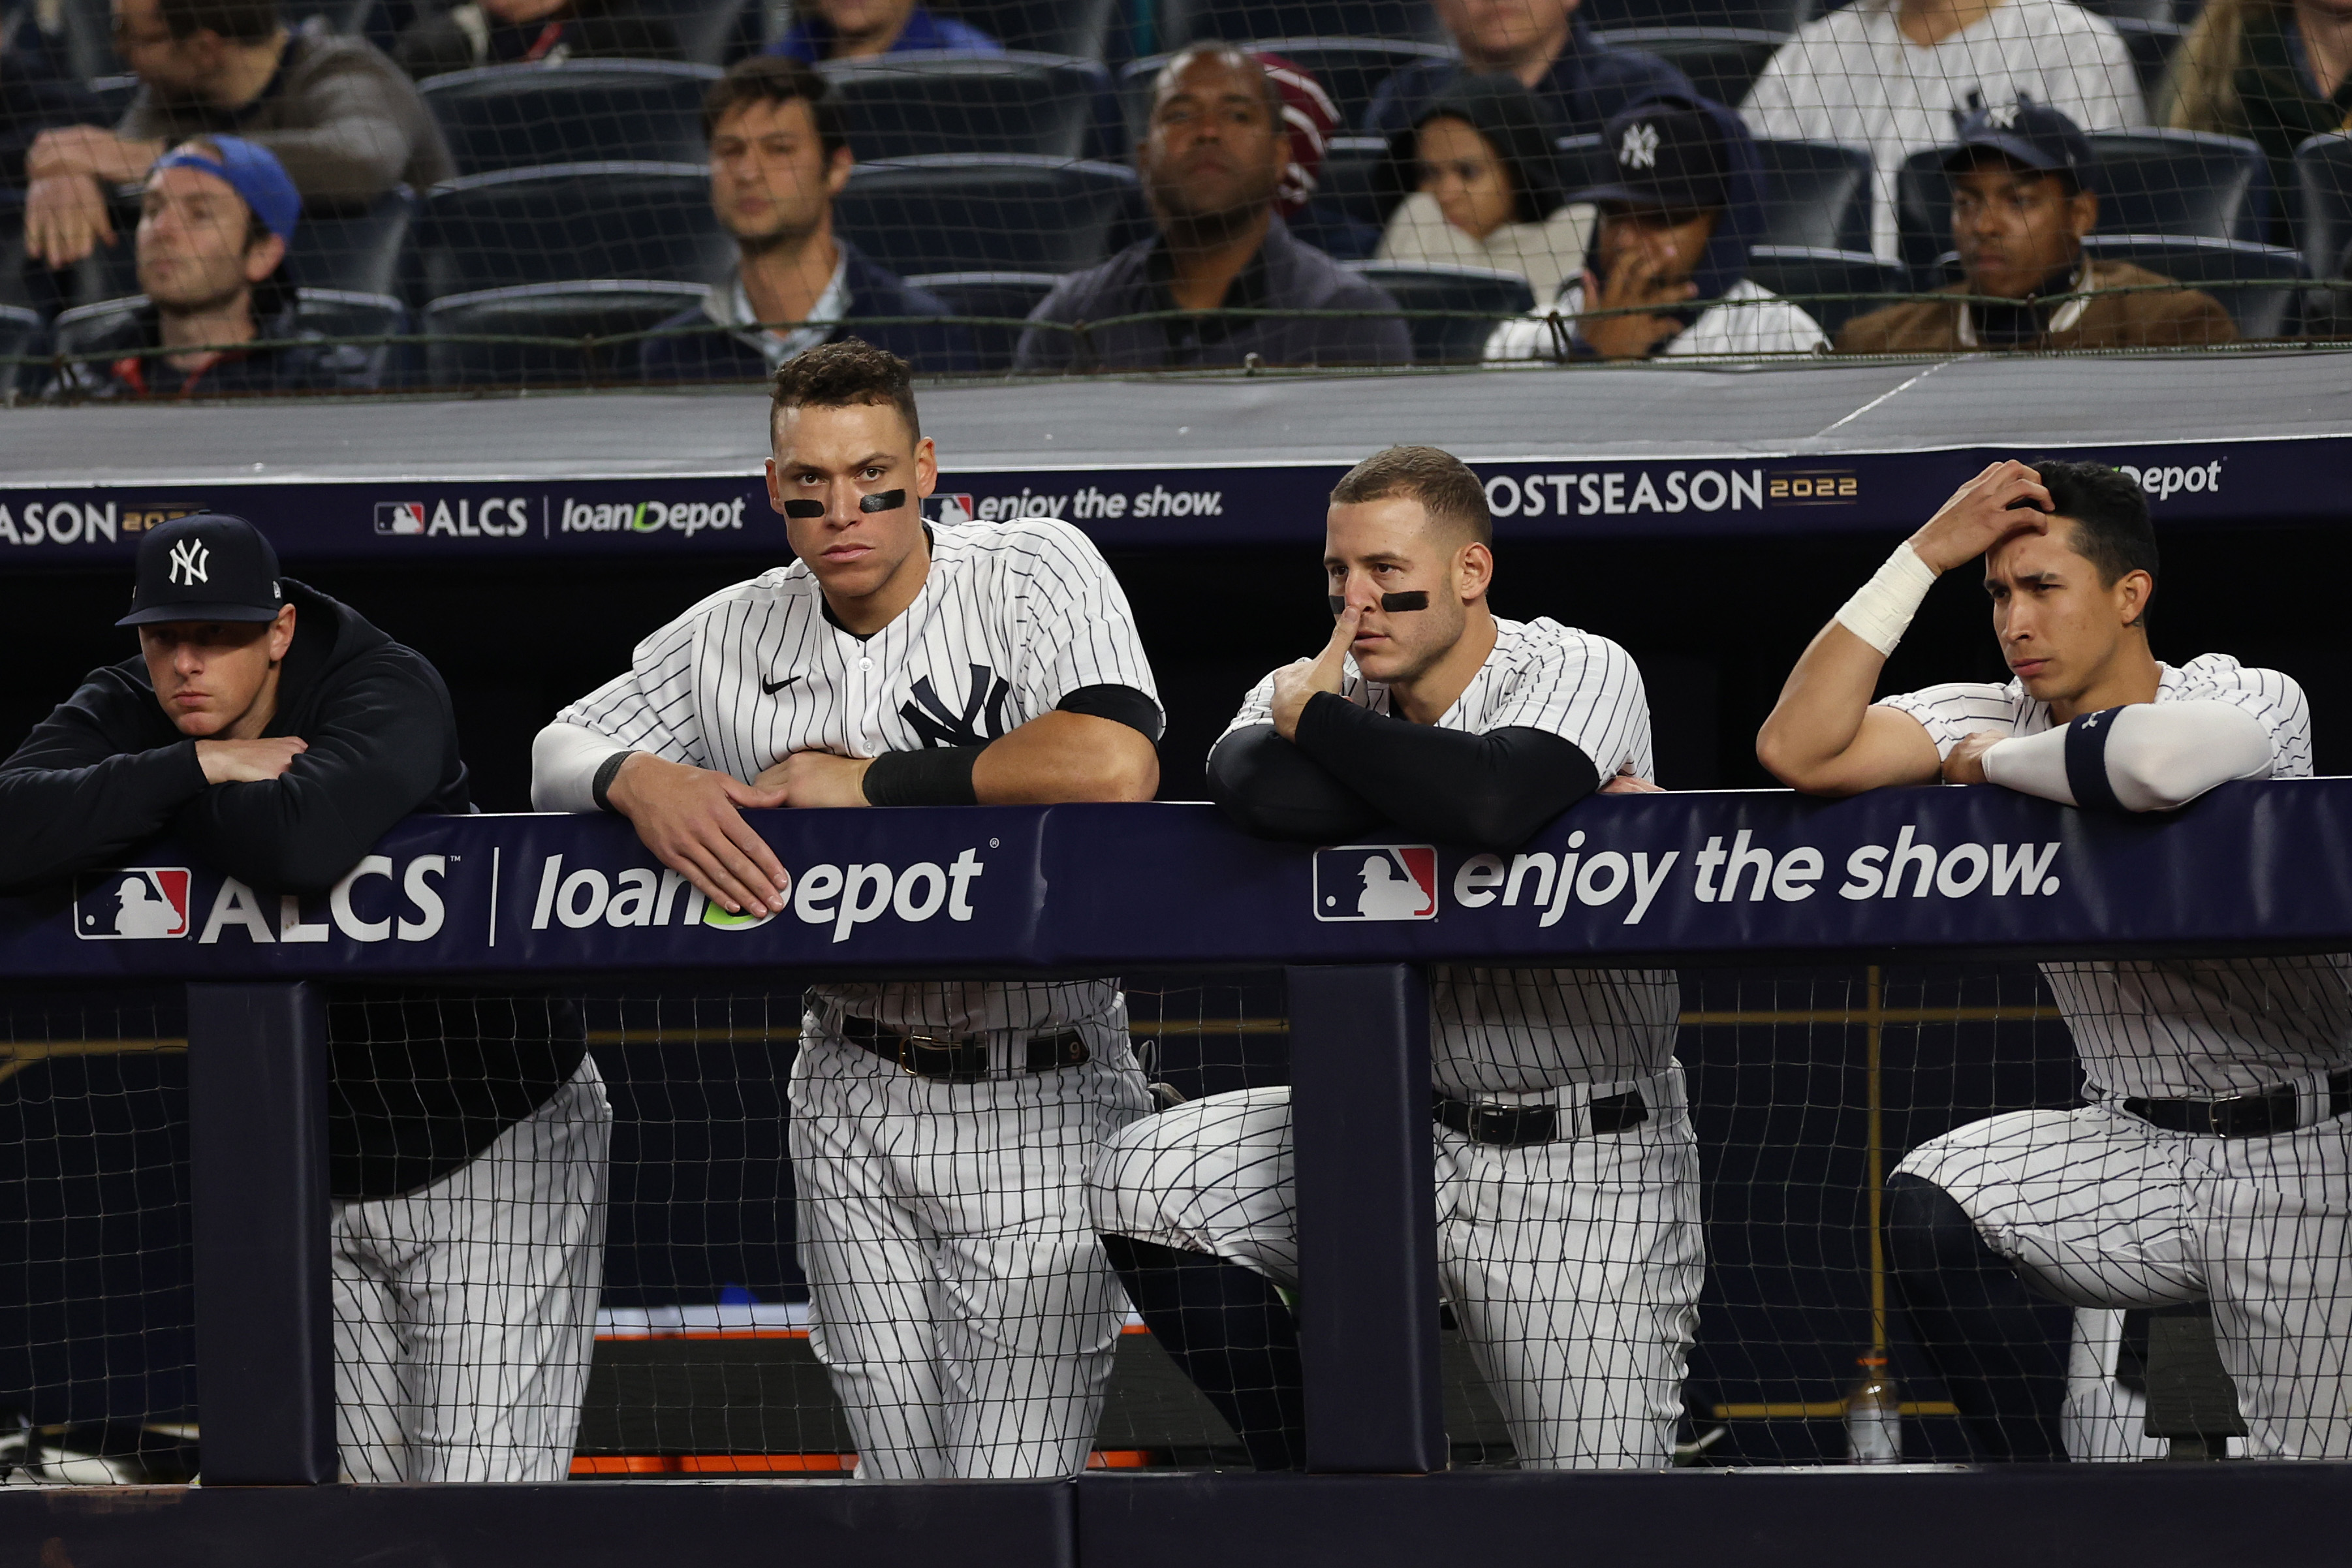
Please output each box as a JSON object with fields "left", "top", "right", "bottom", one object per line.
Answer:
{"left": 73, "top": 868, "right": 191, "bottom": 941}
{"left": 932, "top": 494, "right": 977, "bottom": 525}
{"left": 375, "top": 501, "right": 427, "bottom": 536}
{"left": 1313, "top": 845, "right": 1438, "bottom": 922}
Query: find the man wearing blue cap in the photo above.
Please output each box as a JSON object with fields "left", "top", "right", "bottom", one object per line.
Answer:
{"left": 0, "top": 515, "right": 612, "bottom": 1483}
{"left": 1838, "top": 101, "right": 2237, "bottom": 352}
{"left": 46, "top": 135, "right": 378, "bottom": 398}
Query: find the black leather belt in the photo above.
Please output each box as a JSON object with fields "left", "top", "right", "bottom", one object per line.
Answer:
{"left": 837, "top": 1014, "right": 1090, "bottom": 1083}
{"left": 1433, "top": 1088, "right": 1648, "bottom": 1148}
{"left": 2124, "top": 1067, "right": 2352, "bottom": 1138}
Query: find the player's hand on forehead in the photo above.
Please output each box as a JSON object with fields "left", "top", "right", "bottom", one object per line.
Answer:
{"left": 1907, "top": 459, "right": 2054, "bottom": 576}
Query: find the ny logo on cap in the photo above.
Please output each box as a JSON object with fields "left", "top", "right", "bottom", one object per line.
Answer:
{"left": 1986, "top": 100, "right": 2023, "bottom": 129}
{"left": 1620, "top": 122, "right": 1659, "bottom": 170}
{"left": 168, "top": 539, "right": 210, "bottom": 586}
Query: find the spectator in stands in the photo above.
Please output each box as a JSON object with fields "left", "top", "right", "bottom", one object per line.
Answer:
{"left": 1364, "top": 0, "right": 1693, "bottom": 145}
{"left": 1014, "top": 45, "right": 1411, "bottom": 372}
{"left": 1742, "top": 0, "right": 2144, "bottom": 261}
{"left": 22, "top": 0, "right": 452, "bottom": 270}
{"left": 2159, "top": 0, "right": 2352, "bottom": 212}
{"left": 640, "top": 57, "right": 973, "bottom": 381}
{"left": 1839, "top": 102, "right": 2237, "bottom": 351}
{"left": 46, "top": 136, "right": 383, "bottom": 398}
{"left": 394, "top": 0, "right": 680, "bottom": 80}
{"left": 1486, "top": 95, "right": 1828, "bottom": 361}
{"left": 1373, "top": 73, "right": 1594, "bottom": 304}
{"left": 766, "top": 0, "right": 1001, "bottom": 62}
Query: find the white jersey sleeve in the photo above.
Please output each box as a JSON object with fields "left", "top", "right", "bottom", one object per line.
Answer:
{"left": 2172, "top": 653, "right": 2311, "bottom": 778}
{"left": 996, "top": 520, "right": 1163, "bottom": 718}
{"left": 1874, "top": 680, "right": 2030, "bottom": 760}
{"left": 1219, "top": 671, "right": 1280, "bottom": 743}
{"left": 552, "top": 588, "right": 740, "bottom": 768}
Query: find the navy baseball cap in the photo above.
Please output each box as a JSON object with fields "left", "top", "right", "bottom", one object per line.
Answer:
{"left": 1575, "top": 100, "right": 1729, "bottom": 212}
{"left": 118, "top": 514, "right": 287, "bottom": 627}
{"left": 151, "top": 136, "right": 302, "bottom": 245}
{"left": 1943, "top": 99, "right": 2095, "bottom": 189}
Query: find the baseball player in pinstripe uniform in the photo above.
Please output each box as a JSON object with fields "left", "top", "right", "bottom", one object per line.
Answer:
{"left": 1759, "top": 458, "right": 2350, "bottom": 1462}
{"left": 1088, "top": 445, "right": 1701, "bottom": 1471}
{"left": 530, "top": 341, "right": 1163, "bottom": 1479}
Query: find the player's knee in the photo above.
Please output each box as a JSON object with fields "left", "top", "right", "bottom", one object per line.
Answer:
{"left": 1884, "top": 1171, "right": 2000, "bottom": 1281}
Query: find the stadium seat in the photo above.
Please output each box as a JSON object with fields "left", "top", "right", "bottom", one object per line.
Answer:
{"left": 293, "top": 187, "right": 417, "bottom": 298}
{"left": 1156, "top": 1, "right": 1449, "bottom": 46}
{"left": 50, "top": 287, "right": 409, "bottom": 386}
{"left": 833, "top": 155, "right": 1139, "bottom": 278}
{"left": 422, "top": 278, "right": 708, "bottom": 387}
{"left": 0, "top": 190, "right": 35, "bottom": 313}
{"left": 0, "top": 305, "right": 44, "bottom": 398}
{"left": 1896, "top": 130, "right": 2269, "bottom": 281}
{"left": 56, "top": 0, "right": 118, "bottom": 79}
{"left": 1578, "top": 0, "right": 1816, "bottom": 36}
{"left": 1741, "top": 244, "right": 1911, "bottom": 337}
{"left": 902, "top": 271, "right": 1061, "bottom": 370}
{"left": 2078, "top": 234, "right": 2306, "bottom": 337}
{"left": 1121, "top": 40, "right": 1451, "bottom": 148}
{"left": 1592, "top": 28, "right": 1785, "bottom": 112}
{"left": 2291, "top": 132, "right": 2352, "bottom": 336}
{"left": 420, "top": 61, "right": 723, "bottom": 176}
{"left": 2110, "top": 16, "right": 2188, "bottom": 102}
{"left": 416, "top": 163, "right": 732, "bottom": 299}
{"left": 642, "top": 0, "right": 760, "bottom": 67}
{"left": 817, "top": 52, "right": 1116, "bottom": 163}
{"left": 1344, "top": 260, "right": 1533, "bottom": 362}
{"left": 934, "top": 0, "right": 1121, "bottom": 59}
{"left": 89, "top": 71, "right": 142, "bottom": 125}
{"left": 1560, "top": 134, "right": 1870, "bottom": 253}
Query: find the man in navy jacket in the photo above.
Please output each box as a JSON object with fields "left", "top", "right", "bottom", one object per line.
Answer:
{"left": 1366, "top": 0, "right": 1693, "bottom": 144}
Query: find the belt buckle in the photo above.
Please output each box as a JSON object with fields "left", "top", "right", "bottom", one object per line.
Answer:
{"left": 896, "top": 1029, "right": 948, "bottom": 1078}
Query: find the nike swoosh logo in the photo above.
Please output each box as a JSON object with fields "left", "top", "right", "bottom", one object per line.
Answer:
{"left": 761, "top": 673, "right": 802, "bottom": 696}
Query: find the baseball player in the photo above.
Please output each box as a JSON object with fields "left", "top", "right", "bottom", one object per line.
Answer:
{"left": 0, "top": 513, "right": 611, "bottom": 1483}
{"left": 1087, "top": 445, "right": 1699, "bottom": 1471}
{"left": 528, "top": 339, "right": 1163, "bottom": 1480}
{"left": 1756, "top": 458, "right": 2347, "bottom": 1462}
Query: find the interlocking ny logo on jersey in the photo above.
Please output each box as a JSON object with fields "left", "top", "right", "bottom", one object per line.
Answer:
{"left": 168, "top": 539, "right": 208, "bottom": 586}
{"left": 1312, "top": 846, "right": 1439, "bottom": 922}
{"left": 901, "top": 663, "right": 1012, "bottom": 747}
{"left": 1619, "top": 123, "right": 1659, "bottom": 170}
{"left": 72, "top": 868, "right": 191, "bottom": 940}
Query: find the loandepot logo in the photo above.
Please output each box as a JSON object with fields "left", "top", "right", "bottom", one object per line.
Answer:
{"left": 530, "top": 849, "right": 986, "bottom": 944}
{"left": 558, "top": 497, "right": 746, "bottom": 537}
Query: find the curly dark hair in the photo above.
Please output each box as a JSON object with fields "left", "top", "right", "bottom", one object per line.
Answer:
{"left": 770, "top": 339, "right": 919, "bottom": 442}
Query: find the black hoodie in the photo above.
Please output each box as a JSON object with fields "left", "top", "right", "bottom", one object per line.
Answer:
{"left": 0, "top": 582, "right": 584, "bottom": 1199}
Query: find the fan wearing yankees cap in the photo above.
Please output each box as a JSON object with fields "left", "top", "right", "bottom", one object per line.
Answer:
{"left": 1757, "top": 458, "right": 2349, "bottom": 1462}
{"left": 45, "top": 135, "right": 381, "bottom": 400}
{"left": 1089, "top": 445, "right": 1697, "bottom": 1471}
{"left": 531, "top": 339, "right": 1164, "bottom": 1481}
{"left": 1486, "top": 94, "right": 1827, "bottom": 362}
{"left": 1837, "top": 101, "right": 2237, "bottom": 353}
{"left": 0, "top": 514, "right": 612, "bottom": 1483}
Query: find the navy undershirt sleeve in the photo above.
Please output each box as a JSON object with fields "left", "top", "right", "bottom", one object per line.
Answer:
{"left": 1289, "top": 693, "right": 1602, "bottom": 851}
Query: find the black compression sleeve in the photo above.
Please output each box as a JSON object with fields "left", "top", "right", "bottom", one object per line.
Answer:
{"left": 862, "top": 746, "right": 982, "bottom": 806}
{"left": 1290, "top": 693, "right": 1601, "bottom": 851}
{"left": 1055, "top": 683, "right": 1165, "bottom": 743}
{"left": 1206, "top": 724, "right": 1385, "bottom": 842}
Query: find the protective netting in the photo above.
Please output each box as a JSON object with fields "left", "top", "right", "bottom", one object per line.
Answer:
{"left": 6, "top": 0, "right": 2351, "bottom": 398}
{"left": 6, "top": 956, "right": 2345, "bottom": 1481}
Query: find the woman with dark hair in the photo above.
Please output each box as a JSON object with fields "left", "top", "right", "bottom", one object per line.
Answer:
{"left": 2158, "top": 0, "right": 2352, "bottom": 219}
{"left": 1373, "top": 74, "right": 1592, "bottom": 302}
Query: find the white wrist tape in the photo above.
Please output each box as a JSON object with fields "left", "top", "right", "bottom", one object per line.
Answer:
{"left": 1833, "top": 542, "right": 1938, "bottom": 656}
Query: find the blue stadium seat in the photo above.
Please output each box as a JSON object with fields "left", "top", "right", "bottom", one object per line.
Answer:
{"left": 817, "top": 51, "right": 1116, "bottom": 162}
{"left": 2292, "top": 132, "right": 2352, "bottom": 336}
{"left": 1592, "top": 28, "right": 1785, "bottom": 112}
{"left": 1345, "top": 260, "right": 1533, "bottom": 362}
{"left": 2110, "top": 17, "right": 2187, "bottom": 101}
{"left": 420, "top": 61, "right": 723, "bottom": 176}
{"left": 1578, "top": 0, "right": 1816, "bottom": 36}
{"left": 1157, "top": 1, "right": 1449, "bottom": 46}
{"left": 55, "top": 0, "right": 118, "bottom": 79}
{"left": 1741, "top": 244, "right": 1910, "bottom": 336}
{"left": 1289, "top": 133, "right": 1386, "bottom": 259}
{"left": 422, "top": 278, "right": 709, "bottom": 386}
{"left": 902, "top": 270, "right": 1061, "bottom": 369}
{"left": 1896, "top": 130, "right": 2269, "bottom": 282}
{"left": 1559, "top": 133, "right": 1870, "bottom": 253}
{"left": 0, "top": 189, "right": 34, "bottom": 313}
{"left": 833, "top": 155, "right": 1139, "bottom": 277}
{"left": 1121, "top": 40, "right": 1452, "bottom": 147}
{"left": 935, "top": 0, "right": 1121, "bottom": 59}
{"left": 2078, "top": 234, "right": 2305, "bottom": 337}
{"left": 0, "top": 304, "right": 44, "bottom": 398}
{"left": 417, "top": 163, "right": 731, "bottom": 298}
{"left": 642, "top": 0, "right": 760, "bottom": 67}
{"left": 294, "top": 187, "right": 418, "bottom": 298}
{"left": 50, "top": 287, "right": 408, "bottom": 387}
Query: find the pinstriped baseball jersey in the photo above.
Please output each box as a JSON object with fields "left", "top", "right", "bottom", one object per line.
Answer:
{"left": 1878, "top": 653, "right": 2348, "bottom": 1100}
{"left": 1222, "top": 616, "right": 1677, "bottom": 1095}
{"left": 555, "top": 517, "right": 1160, "bottom": 1034}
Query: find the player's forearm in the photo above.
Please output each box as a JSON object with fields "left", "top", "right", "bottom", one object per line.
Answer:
{"left": 972, "top": 712, "right": 1157, "bottom": 804}
{"left": 1207, "top": 724, "right": 1385, "bottom": 842}
{"left": 1290, "top": 697, "right": 1600, "bottom": 851}
{"left": 532, "top": 721, "right": 631, "bottom": 812}
{"left": 0, "top": 745, "right": 209, "bottom": 892}
{"left": 1756, "top": 619, "right": 1898, "bottom": 792}
{"left": 1982, "top": 702, "right": 2272, "bottom": 811}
